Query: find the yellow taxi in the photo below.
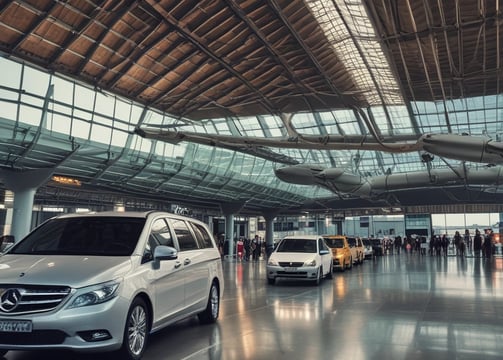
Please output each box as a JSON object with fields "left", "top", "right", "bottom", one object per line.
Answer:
{"left": 323, "top": 235, "right": 352, "bottom": 272}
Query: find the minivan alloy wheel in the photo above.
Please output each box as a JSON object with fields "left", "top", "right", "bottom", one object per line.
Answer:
{"left": 128, "top": 305, "right": 147, "bottom": 355}
{"left": 198, "top": 282, "right": 220, "bottom": 324}
{"left": 210, "top": 283, "right": 219, "bottom": 319}
{"left": 120, "top": 297, "right": 149, "bottom": 360}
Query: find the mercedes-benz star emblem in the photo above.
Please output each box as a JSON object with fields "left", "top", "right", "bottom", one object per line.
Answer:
{"left": 0, "top": 288, "right": 22, "bottom": 312}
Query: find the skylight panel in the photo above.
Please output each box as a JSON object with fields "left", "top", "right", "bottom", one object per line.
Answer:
{"left": 305, "top": 0, "right": 403, "bottom": 106}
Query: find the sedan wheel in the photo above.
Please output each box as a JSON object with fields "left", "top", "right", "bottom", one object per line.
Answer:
{"left": 314, "top": 267, "right": 322, "bottom": 285}
{"left": 327, "top": 263, "right": 333, "bottom": 279}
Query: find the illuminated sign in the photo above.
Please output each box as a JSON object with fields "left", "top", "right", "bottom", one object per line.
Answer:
{"left": 51, "top": 176, "right": 81, "bottom": 186}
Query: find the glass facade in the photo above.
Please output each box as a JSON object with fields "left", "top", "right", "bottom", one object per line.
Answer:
{"left": 1, "top": 53, "right": 503, "bottom": 211}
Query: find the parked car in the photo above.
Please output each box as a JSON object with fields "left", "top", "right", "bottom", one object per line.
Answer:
{"left": 323, "top": 235, "right": 352, "bottom": 271}
{"left": 347, "top": 236, "right": 364, "bottom": 265}
{"left": 362, "top": 238, "right": 374, "bottom": 259}
{"left": 0, "top": 211, "right": 224, "bottom": 360}
{"left": 267, "top": 235, "right": 333, "bottom": 285}
{"left": 370, "top": 238, "right": 384, "bottom": 256}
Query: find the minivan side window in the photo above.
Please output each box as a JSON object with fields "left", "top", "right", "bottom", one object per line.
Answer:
{"left": 170, "top": 218, "right": 199, "bottom": 251}
{"left": 143, "top": 218, "right": 174, "bottom": 263}
{"left": 190, "top": 222, "right": 213, "bottom": 249}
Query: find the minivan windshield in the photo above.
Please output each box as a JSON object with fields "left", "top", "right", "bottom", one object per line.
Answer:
{"left": 8, "top": 217, "right": 146, "bottom": 256}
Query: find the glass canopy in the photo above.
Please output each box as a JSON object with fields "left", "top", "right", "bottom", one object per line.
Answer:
{"left": 1, "top": 53, "right": 502, "bottom": 211}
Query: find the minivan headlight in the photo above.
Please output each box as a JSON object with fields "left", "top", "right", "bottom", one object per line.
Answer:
{"left": 69, "top": 281, "right": 120, "bottom": 309}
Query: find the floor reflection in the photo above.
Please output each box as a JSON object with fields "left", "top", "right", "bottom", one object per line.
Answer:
{"left": 4, "top": 255, "right": 503, "bottom": 360}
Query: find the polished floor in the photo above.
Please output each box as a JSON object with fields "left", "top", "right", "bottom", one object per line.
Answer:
{"left": 5, "top": 252, "right": 503, "bottom": 360}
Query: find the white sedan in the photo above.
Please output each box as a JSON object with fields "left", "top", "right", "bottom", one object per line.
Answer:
{"left": 266, "top": 235, "right": 333, "bottom": 285}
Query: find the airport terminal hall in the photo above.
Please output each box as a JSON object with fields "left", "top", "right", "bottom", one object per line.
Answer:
{"left": 1, "top": 1, "right": 503, "bottom": 359}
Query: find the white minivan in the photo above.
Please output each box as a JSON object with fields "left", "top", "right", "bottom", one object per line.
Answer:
{"left": 0, "top": 211, "right": 224, "bottom": 359}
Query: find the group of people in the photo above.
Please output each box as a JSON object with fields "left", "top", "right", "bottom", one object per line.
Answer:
{"left": 381, "top": 229, "right": 496, "bottom": 258}
{"left": 406, "top": 229, "right": 495, "bottom": 258}
{"left": 235, "top": 235, "right": 263, "bottom": 261}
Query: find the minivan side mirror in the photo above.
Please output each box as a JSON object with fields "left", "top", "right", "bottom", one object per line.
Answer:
{"left": 152, "top": 246, "right": 178, "bottom": 270}
{"left": 154, "top": 245, "right": 178, "bottom": 261}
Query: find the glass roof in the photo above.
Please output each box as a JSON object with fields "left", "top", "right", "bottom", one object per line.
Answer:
{"left": 304, "top": 0, "right": 404, "bottom": 106}
{"left": 1, "top": 53, "right": 503, "bottom": 211}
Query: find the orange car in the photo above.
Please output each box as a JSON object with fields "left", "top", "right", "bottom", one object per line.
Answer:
{"left": 323, "top": 235, "right": 352, "bottom": 271}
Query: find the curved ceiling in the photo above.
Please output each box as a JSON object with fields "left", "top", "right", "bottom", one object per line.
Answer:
{"left": 1, "top": 0, "right": 503, "bottom": 215}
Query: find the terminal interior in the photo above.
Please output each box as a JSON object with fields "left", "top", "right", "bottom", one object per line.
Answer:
{"left": 1, "top": 0, "right": 503, "bottom": 359}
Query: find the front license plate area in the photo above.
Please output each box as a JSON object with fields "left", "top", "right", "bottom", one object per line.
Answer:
{"left": 0, "top": 319, "right": 33, "bottom": 333}
{"left": 284, "top": 267, "right": 297, "bottom": 272}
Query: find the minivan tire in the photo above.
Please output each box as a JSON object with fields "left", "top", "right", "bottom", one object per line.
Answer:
{"left": 118, "top": 297, "right": 150, "bottom": 360}
{"left": 198, "top": 281, "right": 220, "bottom": 324}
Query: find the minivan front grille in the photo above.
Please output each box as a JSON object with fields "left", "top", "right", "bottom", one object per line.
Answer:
{"left": 0, "top": 285, "right": 72, "bottom": 315}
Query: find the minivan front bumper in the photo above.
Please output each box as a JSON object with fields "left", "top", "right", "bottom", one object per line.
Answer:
{"left": 0, "top": 295, "right": 129, "bottom": 352}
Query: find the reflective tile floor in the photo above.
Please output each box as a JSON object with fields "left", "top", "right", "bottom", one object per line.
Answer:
{"left": 4, "top": 254, "right": 503, "bottom": 360}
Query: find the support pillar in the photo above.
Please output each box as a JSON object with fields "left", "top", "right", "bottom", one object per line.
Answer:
{"left": 2, "top": 190, "right": 14, "bottom": 236}
{"left": 225, "top": 213, "right": 234, "bottom": 259}
{"left": 0, "top": 168, "right": 55, "bottom": 241}
{"left": 262, "top": 209, "right": 279, "bottom": 259}
{"left": 220, "top": 201, "right": 245, "bottom": 261}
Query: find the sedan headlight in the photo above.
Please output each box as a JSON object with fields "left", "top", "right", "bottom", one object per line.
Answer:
{"left": 267, "top": 258, "right": 278, "bottom": 266}
{"left": 68, "top": 281, "right": 120, "bottom": 309}
{"left": 304, "top": 259, "right": 317, "bottom": 267}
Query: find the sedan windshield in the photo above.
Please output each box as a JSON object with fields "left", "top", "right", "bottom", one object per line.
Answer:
{"left": 324, "top": 238, "right": 344, "bottom": 248}
{"left": 347, "top": 238, "right": 357, "bottom": 247}
{"left": 8, "top": 217, "right": 146, "bottom": 256}
{"left": 277, "top": 239, "right": 317, "bottom": 253}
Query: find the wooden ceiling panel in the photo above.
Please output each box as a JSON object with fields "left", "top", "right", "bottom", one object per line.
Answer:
{"left": 11, "top": 0, "right": 492, "bottom": 120}
{"left": 370, "top": 0, "right": 502, "bottom": 102}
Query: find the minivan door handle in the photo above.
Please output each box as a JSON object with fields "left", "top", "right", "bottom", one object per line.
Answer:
{"left": 183, "top": 258, "right": 191, "bottom": 265}
{"left": 174, "top": 261, "right": 182, "bottom": 269}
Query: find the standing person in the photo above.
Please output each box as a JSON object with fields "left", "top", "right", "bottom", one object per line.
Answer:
{"left": 453, "top": 231, "right": 461, "bottom": 256}
{"left": 395, "top": 235, "right": 402, "bottom": 255}
{"left": 458, "top": 234, "right": 466, "bottom": 257}
{"left": 236, "top": 237, "right": 244, "bottom": 261}
{"left": 415, "top": 236, "right": 421, "bottom": 254}
{"left": 420, "top": 236, "right": 427, "bottom": 255}
{"left": 441, "top": 234, "right": 449, "bottom": 257}
{"left": 252, "top": 235, "right": 262, "bottom": 261}
{"left": 434, "top": 236, "right": 442, "bottom": 256}
{"left": 244, "top": 237, "right": 251, "bottom": 261}
{"left": 473, "top": 229, "right": 482, "bottom": 257}
{"left": 255, "top": 235, "right": 262, "bottom": 260}
{"left": 483, "top": 230, "right": 493, "bottom": 259}
{"left": 463, "top": 229, "right": 471, "bottom": 255}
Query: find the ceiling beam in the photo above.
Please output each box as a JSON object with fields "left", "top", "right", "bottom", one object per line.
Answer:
{"left": 145, "top": 0, "right": 279, "bottom": 115}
